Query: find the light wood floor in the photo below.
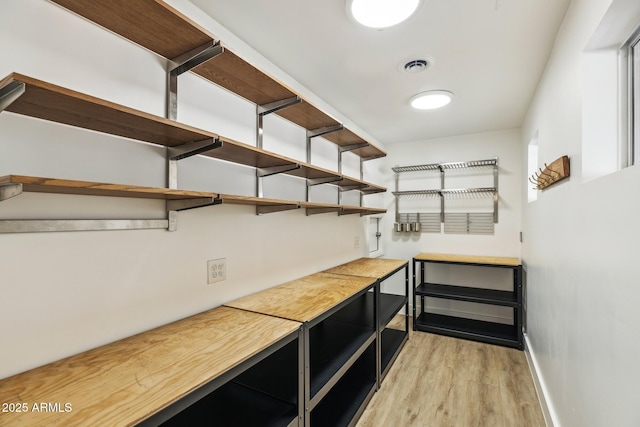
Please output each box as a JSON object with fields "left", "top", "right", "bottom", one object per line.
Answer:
{"left": 357, "top": 327, "right": 546, "bottom": 427}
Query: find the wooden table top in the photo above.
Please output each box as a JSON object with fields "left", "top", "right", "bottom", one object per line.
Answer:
{"left": 224, "top": 272, "right": 376, "bottom": 323}
{"left": 0, "top": 306, "right": 300, "bottom": 427}
{"left": 323, "top": 257, "right": 408, "bottom": 279}
{"left": 414, "top": 253, "right": 521, "bottom": 267}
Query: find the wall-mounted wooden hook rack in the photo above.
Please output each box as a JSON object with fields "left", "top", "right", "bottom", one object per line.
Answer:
{"left": 531, "top": 155, "right": 570, "bottom": 190}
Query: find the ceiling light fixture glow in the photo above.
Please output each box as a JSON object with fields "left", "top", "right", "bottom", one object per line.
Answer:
{"left": 348, "top": 0, "right": 421, "bottom": 29}
{"left": 410, "top": 91, "right": 454, "bottom": 110}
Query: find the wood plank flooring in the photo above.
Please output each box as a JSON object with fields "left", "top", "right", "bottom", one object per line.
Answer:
{"left": 357, "top": 324, "right": 545, "bottom": 427}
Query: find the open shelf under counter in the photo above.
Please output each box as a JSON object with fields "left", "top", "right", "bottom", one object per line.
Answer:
{"left": 0, "top": 306, "right": 301, "bottom": 427}
{"left": 416, "top": 282, "right": 519, "bottom": 307}
{"left": 49, "top": 0, "right": 386, "bottom": 160}
{"left": 415, "top": 312, "right": 521, "bottom": 349}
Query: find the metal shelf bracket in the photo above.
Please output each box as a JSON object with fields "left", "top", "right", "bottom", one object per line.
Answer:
{"left": 307, "top": 124, "right": 343, "bottom": 139}
{"left": 167, "top": 40, "right": 224, "bottom": 121}
{"left": 307, "top": 176, "right": 342, "bottom": 186}
{"left": 339, "top": 142, "right": 369, "bottom": 153}
{"left": 166, "top": 197, "right": 221, "bottom": 212}
{"left": 0, "top": 81, "right": 25, "bottom": 112}
{"left": 0, "top": 183, "right": 23, "bottom": 202}
{"left": 256, "top": 204, "right": 300, "bottom": 215}
{"left": 168, "top": 138, "right": 222, "bottom": 161}
{"left": 0, "top": 219, "right": 170, "bottom": 234}
{"left": 257, "top": 163, "right": 300, "bottom": 178}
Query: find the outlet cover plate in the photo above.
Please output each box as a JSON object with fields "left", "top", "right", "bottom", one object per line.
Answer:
{"left": 207, "top": 258, "right": 226, "bottom": 284}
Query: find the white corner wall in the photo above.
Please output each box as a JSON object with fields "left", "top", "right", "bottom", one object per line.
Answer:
{"left": 0, "top": 0, "right": 383, "bottom": 379}
{"left": 522, "top": 0, "right": 640, "bottom": 426}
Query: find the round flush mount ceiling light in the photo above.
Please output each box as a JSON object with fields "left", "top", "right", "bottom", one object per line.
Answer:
{"left": 347, "top": 0, "right": 422, "bottom": 29}
{"left": 410, "top": 90, "right": 454, "bottom": 110}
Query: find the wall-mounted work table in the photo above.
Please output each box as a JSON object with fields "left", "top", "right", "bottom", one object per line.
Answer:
{"left": 225, "top": 272, "right": 378, "bottom": 427}
{"left": 0, "top": 258, "right": 410, "bottom": 427}
{"left": 0, "top": 307, "right": 303, "bottom": 426}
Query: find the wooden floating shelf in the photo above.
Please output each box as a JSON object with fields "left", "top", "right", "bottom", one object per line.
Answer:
{"left": 0, "top": 175, "right": 217, "bottom": 202}
{"left": 0, "top": 306, "right": 301, "bottom": 427}
{"left": 49, "top": 0, "right": 386, "bottom": 160}
{"left": 0, "top": 175, "right": 386, "bottom": 217}
{"left": 0, "top": 73, "right": 385, "bottom": 194}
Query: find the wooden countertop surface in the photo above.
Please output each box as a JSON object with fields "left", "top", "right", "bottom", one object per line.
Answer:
{"left": 323, "top": 257, "right": 407, "bottom": 279}
{"left": 224, "top": 272, "right": 376, "bottom": 323}
{"left": 414, "top": 253, "right": 521, "bottom": 267}
{"left": 0, "top": 306, "right": 300, "bottom": 427}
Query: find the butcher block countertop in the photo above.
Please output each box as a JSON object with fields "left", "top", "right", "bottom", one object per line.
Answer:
{"left": 414, "top": 253, "right": 521, "bottom": 267}
{"left": 0, "top": 306, "right": 300, "bottom": 427}
{"left": 323, "top": 257, "right": 407, "bottom": 279}
{"left": 225, "top": 272, "right": 376, "bottom": 323}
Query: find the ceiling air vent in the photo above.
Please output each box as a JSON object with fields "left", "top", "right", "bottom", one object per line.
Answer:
{"left": 403, "top": 59, "right": 429, "bottom": 73}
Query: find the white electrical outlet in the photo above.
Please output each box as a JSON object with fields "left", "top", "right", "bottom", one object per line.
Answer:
{"left": 207, "top": 258, "right": 226, "bottom": 284}
{"left": 354, "top": 236, "right": 360, "bottom": 249}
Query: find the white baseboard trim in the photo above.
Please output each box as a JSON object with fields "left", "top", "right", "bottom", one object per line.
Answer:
{"left": 524, "top": 333, "right": 558, "bottom": 427}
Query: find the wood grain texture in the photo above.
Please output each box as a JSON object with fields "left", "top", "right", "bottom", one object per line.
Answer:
{"left": 219, "top": 194, "right": 299, "bottom": 207}
{"left": 536, "top": 155, "right": 570, "bottom": 190}
{"left": 0, "top": 307, "right": 300, "bottom": 427}
{"left": 224, "top": 272, "right": 376, "bottom": 322}
{"left": 0, "top": 73, "right": 376, "bottom": 187}
{"left": 414, "top": 253, "right": 521, "bottom": 267}
{"left": 357, "top": 326, "right": 545, "bottom": 427}
{"left": 0, "top": 73, "right": 216, "bottom": 147}
{"left": 48, "top": 1, "right": 386, "bottom": 160}
{"left": 0, "top": 175, "right": 217, "bottom": 200}
{"left": 50, "top": 0, "right": 213, "bottom": 59}
{"left": 324, "top": 258, "right": 408, "bottom": 280}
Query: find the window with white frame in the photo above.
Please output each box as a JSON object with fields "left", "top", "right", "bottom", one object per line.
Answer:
{"left": 630, "top": 30, "right": 640, "bottom": 165}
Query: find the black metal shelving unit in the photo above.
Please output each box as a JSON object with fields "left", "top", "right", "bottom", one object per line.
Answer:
{"left": 324, "top": 259, "right": 410, "bottom": 386}
{"left": 142, "top": 322, "right": 303, "bottom": 427}
{"left": 304, "top": 287, "right": 377, "bottom": 427}
{"left": 413, "top": 254, "right": 523, "bottom": 350}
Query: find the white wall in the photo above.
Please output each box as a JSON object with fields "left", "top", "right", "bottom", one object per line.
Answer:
{"left": 522, "top": 0, "right": 640, "bottom": 426}
{"left": 381, "top": 129, "right": 523, "bottom": 321}
{"left": 0, "top": 0, "right": 383, "bottom": 379}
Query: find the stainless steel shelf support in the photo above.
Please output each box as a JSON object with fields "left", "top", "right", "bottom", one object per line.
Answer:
{"left": 255, "top": 96, "right": 301, "bottom": 199}
{"left": 167, "top": 40, "right": 224, "bottom": 121}
{"left": 257, "top": 164, "right": 300, "bottom": 178}
{"left": 167, "top": 138, "right": 223, "bottom": 162}
{"left": 306, "top": 207, "right": 342, "bottom": 216}
{"left": 0, "top": 183, "right": 22, "bottom": 202}
{"left": 339, "top": 142, "right": 369, "bottom": 153}
{"left": 0, "top": 219, "right": 170, "bottom": 234}
{"left": 0, "top": 81, "right": 25, "bottom": 112}
{"left": 256, "top": 204, "right": 300, "bottom": 215}
{"left": 307, "top": 176, "right": 342, "bottom": 186}
{"left": 166, "top": 197, "right": 221, "bottom": 211}
{"left": 304, "top": 121, "right": 343, "bottom": 203}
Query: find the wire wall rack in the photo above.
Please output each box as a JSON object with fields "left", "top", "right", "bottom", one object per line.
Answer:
{"left": 392, "top": 158, "right": 499, "bottom": 235}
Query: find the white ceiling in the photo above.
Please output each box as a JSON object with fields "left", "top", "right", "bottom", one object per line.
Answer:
{"left": 189, "top": 0, "right": 571, "bottom": 145}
